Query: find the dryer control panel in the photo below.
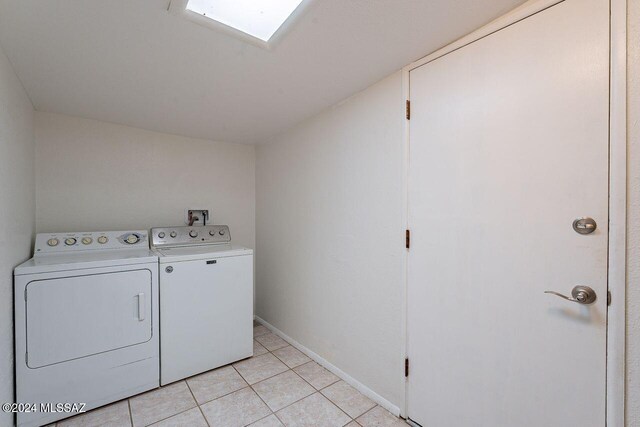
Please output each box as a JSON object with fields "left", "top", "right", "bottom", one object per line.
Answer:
{"left": 151, "top": 225, "right": 231, "bottom": 248}
{"left": 35, "top": 230, "right": 148, "bottom": 254}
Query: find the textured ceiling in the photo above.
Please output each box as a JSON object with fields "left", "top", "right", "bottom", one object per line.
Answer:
{"left": 0, "top": 0, "right": 526, "bottom": 144}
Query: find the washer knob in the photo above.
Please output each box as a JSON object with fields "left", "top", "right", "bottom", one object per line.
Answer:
{"left": 65, "top": 238, "right": 77, "bottom": 246}
{"left": 189, "top": 230, "right": 198, "bottom": 238}
{"left": 97, "top": 236, "right": 108, "bottom": 244}
{"left": 47, "top": 238, "right": 59, "bottom": 247}
{"left": 82, "top": 237, "right": 93, "bottom": 245}
{"left": 158, "top": 232, "right": 166, "bottom": 238}
{"left": 170, "top": 231, "right": 177, "bottom": 238}
{"left": 219, "top": 230, "right": 226, "bottom": 236}
{"left": 125, "top": 234, "right": 140, "bottom": 244}
{"left": 209, "top": 230, "right": 216, "bottom": 236}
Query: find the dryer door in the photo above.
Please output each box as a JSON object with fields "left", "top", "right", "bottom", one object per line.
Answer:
{"left": 25, "top": 269, "right": 152, "bottom": 368}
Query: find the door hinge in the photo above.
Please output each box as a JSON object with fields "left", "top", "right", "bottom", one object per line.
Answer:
{"left": 405, "top": 358, "right": 409, "bottom": 377}
{"left": 405, "top": 230, "right": 410, "bottom": 249}
{"left": 607, "top": 291, "right": 611, "bottom": 306}
{"left": 405, "top": 100, "right": 410, "bottom": 120}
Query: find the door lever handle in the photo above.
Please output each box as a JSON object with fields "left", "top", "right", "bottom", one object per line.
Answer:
{"left": 544, "top": 285, "right": 596, "bottom": 305}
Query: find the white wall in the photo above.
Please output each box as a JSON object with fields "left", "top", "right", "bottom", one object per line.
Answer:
{"left": 0, "top": 44, "right": 34, "bottom": 427}
{"left": 626, "top": 0, "right": 639, "bottom": 424}
{"left": 255, "top": 3, "right": 640, "bottom": 419}
{"left": 35, "top": 112, "right": 255, "bottom": 249}
{"left": 2, "top": 3, "right": 637, "bottom": 426}
{"left": 255, "top": 72, "right": 405, "bottom": 409}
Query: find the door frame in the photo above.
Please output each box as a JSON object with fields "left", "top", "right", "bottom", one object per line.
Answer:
{"left": 399, "top": 0, "right": 628, "bottom": 425}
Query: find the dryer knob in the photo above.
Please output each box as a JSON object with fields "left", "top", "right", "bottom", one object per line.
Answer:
{"left": 125, "top": 234, "right": 140, "bottom": 244}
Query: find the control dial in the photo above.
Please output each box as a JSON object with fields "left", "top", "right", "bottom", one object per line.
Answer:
{"left": 82, "top": 237, "right": 93, "bottom": 245}
{"left": 209, "top": 230, "right": 216, "bottom": 236}
{"left": 158, "top": 232, "right": 166, "bottom": 238}
{"left": 124, "top": 234, "right": 140, "bottom": 244}
{"left": 47, "top": 238, "right": 59, "bottom": 247}
{"left": 65, "top": 238, "right": 77, "bottom": 246}
{"left": 97, "top": 236, "right": 108, "bottom": 244}
{"left": 219, "top": 229, "right": 226, "bottom": 236}
{"left": 170, "top": 231, "right": 177, "bottom": 238}
{"left": 189, "top": 230, "right": 198, "bottom": 238}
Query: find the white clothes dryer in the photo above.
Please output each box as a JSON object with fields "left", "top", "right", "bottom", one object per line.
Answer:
{"left": 14, "top": 230, "right": 159, "bottom": 427}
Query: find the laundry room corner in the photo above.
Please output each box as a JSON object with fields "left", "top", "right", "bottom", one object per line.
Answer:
{"left": 254, "top": 71, "right": 406, "bottom": 413}
{"left": 33, "top": 112, "right": 256, "bottom": 250}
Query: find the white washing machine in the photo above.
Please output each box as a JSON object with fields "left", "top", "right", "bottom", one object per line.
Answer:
{"left": 151, "top": 225, "right": 253, "bottom": 385}
{"left": 14, "top": 230, "right": 159, "bottom": 427}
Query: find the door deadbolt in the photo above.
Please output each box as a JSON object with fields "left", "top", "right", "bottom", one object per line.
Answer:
{"left": 572, "top": 217, "right": 597, "bottom": 235}
{"left": 165, "top": 266, "right": 173, "bottom": 273}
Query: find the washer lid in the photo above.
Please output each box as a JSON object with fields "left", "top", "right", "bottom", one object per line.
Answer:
{"left": 155, "top": 244, "right": 253, "bottom": 263}
{"left": 14, "top": 249, "right": 158, "bottom": 275}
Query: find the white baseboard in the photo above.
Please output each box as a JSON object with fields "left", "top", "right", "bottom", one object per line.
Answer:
{"left": 254, "top": 315, "right": 401, "bottom": 417}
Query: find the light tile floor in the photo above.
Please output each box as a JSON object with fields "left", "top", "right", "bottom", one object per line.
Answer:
{"left": 51, "top": 322, "right": 409, "bottom": 427}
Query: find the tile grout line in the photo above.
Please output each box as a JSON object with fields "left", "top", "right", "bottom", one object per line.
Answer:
{"left": 254, "top": 328, "right": 336, "bottom": 411}
{"left": 145, "top": 406, "right": 197, "bottom": 427}
{"left": 138, "top": 382, "right": 198, "bottom": 427}
{"left": 251, "top": 326, "right": 285, "bottom": 426}
{"left": 291, "top": 360, "right": 341, "bottom": 391}
{"left": 257, "top": 363, "right": 355, "bottom": 424}
{"left": 254, "top": 322, "right": 405, "bottom": 425}
{"left": 185, "top": 366, "right": 250, "bottom": 407}
{"left": 273, "top": 409, "right": 287, "bottom": 426}
{"left": 266, "top": 345, "right": 321, "bottom": 393}
{"left": 243, "top": 340, "right": 356, "bottom": 424}
{"left": 320, "top": 380, "right": 378, "bottom": 420}
{"left": 56, "top": 324, "right": 397, "bottom": 427}
{"left": 63, "top": 325, "right": 398, "bottom": 427}
{"left": 127, "top": 399, "right": 134, "bottom": 427}
{"left": 184, "top": 378, "right": 211, "bottom": 427}
{"left": 233, "top": 353, "right": 289, "bottom": 387}
{"left": 354, "top": 404, "right": 380, "bottom": 423}
{"left": 251, "top": 412, "right": 279, "bottom": 426}
{"left": 229, "top": 363, "right": 279, "bottom": 422}
{"left": 257, "top": 326, "right": 341, "bottom": 391}
{"left": 240, "top": 358, "right": 313, "bottom": 414}
{"left": 271, "top": 346, "right": 313, "bottom": 369}
{"left": 255, "top": 324, "right": 368, "bottom": 425}
{"left": 270, "top": 389, "right": 353, "bottom": 424}
{"left": 248, "top": 382, "right": 277, "bottom": 421}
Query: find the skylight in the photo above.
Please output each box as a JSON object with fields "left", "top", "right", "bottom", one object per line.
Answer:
{"left": 186, "top": 0, "right": 305, "bottom": 42}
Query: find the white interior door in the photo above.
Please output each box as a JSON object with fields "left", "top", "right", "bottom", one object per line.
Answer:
{"left": 407, "top": 0, "right": 610, "bottom": 426}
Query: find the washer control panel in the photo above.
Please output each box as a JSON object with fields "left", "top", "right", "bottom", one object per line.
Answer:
{"left": 151, "top": 225, "right": 231, "bottom": 247}
{"left": 35, "top": 230, "right": 148, "bottom": 253}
